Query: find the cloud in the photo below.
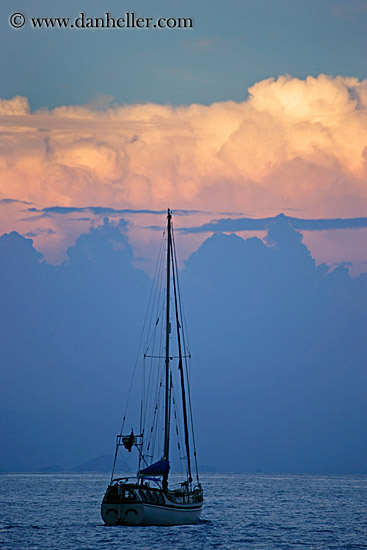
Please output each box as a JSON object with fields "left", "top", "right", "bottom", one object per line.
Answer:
{"left": 2, "top": 219, "right": 366, "bottom": 472}
{"left": 0, "top": 74, "right": 366, "bottom": 219}
{"left": 180, "top": 213, "right": 367, "bottom": 233}
{"left": 24, "top": 228, "right": 56, "bottom": 238}
{"left": 1, "top": 74, "right": 366, "bottom": 270}
{"left": 0, "top": 198, "right": 32, "bottom": 205}
{"left": 26, "top": 206, "right": 209, "bottom": 216}
{"left": 333, "top": 2, "right": 367, "bottom": 17}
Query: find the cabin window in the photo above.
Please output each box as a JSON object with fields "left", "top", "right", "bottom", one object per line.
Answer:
{"left": 158, "top": 493, "right": 165, "bottom": 505}
{"left": 108, "top": 484, "right": 118, "bottom": 495}
{"left": 139, "top": 490, "right": 147, "bottom": 502}
{"left": 146, "top": 491, "right": 153, "bottom": 503}
{"left": 124, "top": 490, "right": 136, "bottom": 501}
{"left": 152, "top": 492, "right": 159, "bottom": 504}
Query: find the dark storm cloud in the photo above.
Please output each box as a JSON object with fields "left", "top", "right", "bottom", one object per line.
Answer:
{"left": 0, "top": 198, "right": 33, "bottom": 205}
{"left": 24, "top": 228, "right": 56, "bottom": 237}
{"left": 26, "top": 206, "right": 230, "bottom": 217}
{"left": 181, "top": 213, "right": 367, "bottom": 233}
{"left": 0, "top": 217, "right": 366, "bottom": 473}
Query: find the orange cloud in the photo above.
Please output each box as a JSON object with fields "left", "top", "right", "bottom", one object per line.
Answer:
{"left": 0, "top": 74, "right": 366, "bottom": 266}
{"left": 1, "top": 74, "right": 366, "bottom": 215}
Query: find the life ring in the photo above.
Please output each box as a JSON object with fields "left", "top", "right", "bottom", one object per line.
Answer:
{"left": 105, "top": 508, "right": 118, "bottom": 525}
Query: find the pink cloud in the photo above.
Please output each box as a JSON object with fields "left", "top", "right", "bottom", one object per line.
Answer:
{"left": 0, "top": 74, "right": 366, "bottom": 268}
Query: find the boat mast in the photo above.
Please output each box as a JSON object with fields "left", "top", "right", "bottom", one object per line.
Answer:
{"left": 163, "top": 209, "right": 172, "bottom": 468}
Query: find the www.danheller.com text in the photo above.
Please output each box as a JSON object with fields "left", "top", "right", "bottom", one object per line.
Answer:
{"left": 9, "top": 11, "right": 194, "bottom": 30}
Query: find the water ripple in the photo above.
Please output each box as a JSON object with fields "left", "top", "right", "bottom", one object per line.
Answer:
{"left": 0, "top": 473, "right": 366, "bottom": 549}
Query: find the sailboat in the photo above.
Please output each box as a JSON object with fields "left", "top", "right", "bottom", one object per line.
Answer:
{"left": 101, "top": 209, "right": 203, "bottom": 526}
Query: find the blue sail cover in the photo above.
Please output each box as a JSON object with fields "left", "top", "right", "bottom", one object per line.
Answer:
{"left": 138, "top": 460, "right": 170, "bottom": 476}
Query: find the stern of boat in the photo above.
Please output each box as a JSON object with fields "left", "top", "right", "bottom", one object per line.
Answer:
{"left": 101, "top": 481, "right": 144, "bottom": 525}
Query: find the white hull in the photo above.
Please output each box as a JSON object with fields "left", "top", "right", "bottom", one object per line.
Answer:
{"left": 101, "top": 483, "right": 203, "bottom": 526}
{"left": 101, "top": 500, "right": 202, "bottom": 526}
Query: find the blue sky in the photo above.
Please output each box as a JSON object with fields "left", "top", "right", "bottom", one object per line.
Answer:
{"left": 2, "top": 0, "right": 367, "bottom": 109}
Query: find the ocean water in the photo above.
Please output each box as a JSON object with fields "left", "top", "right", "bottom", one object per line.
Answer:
{"left": 0, "top": 472, "right": 366, "bottom": 549}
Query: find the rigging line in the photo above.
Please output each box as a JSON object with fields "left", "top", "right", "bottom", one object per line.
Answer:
{"left": 142, "top": 231, "right": 166, "bottom": 431}
{"left": 138, "top": 427, "right": 144, "bottom": 472}
{"left": 110, "top": 439, "right": 120, "bottom": 484}
{"left": 144, "top": 317, "right": 163, "bottom": 432}
{"left": 145, "top": 316, "right": 160, "bottom": 421}
{"left": 135, "top": 440, "right": 150, "bottom": 470}
{"left": 143, "top": 233, "right": 166, "bottom": 355}
{"left": 154, "top": 284, "right": 166, "bottom": 460}
{"left": 145, "top": 233, "right": 165, "bottom": 352}
{"left": 121, "top": 452, "right": 134, "bottom": 475}
{"left": 184, "top": 354, "right": 200, "bottom": 482}
{"left": 151, "top": 372, "right": 166, "bottom": 460}
{"left": 171, "top": 231, "right": 195, "bottom": 400}
{"left": 171, "top": 224, "right": 200, "bottom": 482}
{"left": 142, "top": 354, "right": 154, "bottom": 437}
{"left": 145, "top": 361, "right": 164, "bottom": 455}
{"left": 143, "top": 267, "right": 166, "bottom": 434}
{"left": 182, "top": 347, "right": 200, "bottom": 480}
{"left": 143, "top": 290, "right": 165, "bottom": 438}
{"left": 146, "top": 394, "right": 158, "bottom": 457}
{"left": 171, "top": 383, "right": 186, "bottom": 470}
{"left": 146, "top": 248, "right": 165, "bottom": 349}
{"left": 117, "top": 230, "right": 165, "bottom": 440}
{"left": 111, "top": 435, "right": 137, "bottom": 482}
{"left": 143, "top": 304, "right": 165, "bottom": 356}
{"left": 144, "top": 292, "right": 165, "bottom": 454}
{"left": 171, "top": 225, "right": 191, "bottom": 363}
{"left": 170, "top": 222, "right": 192, "bottom": 483}
{"left": 143, "top": 267, "right": 165, "bottom": 365}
